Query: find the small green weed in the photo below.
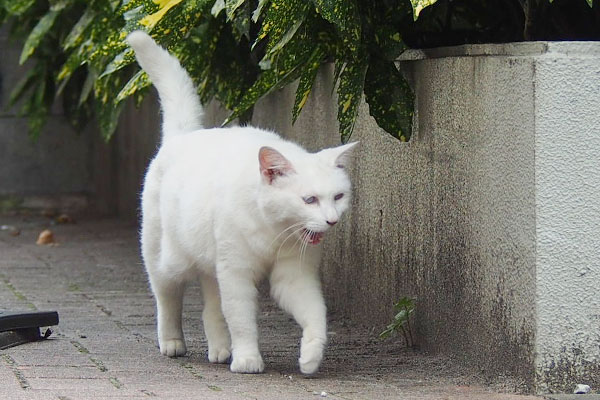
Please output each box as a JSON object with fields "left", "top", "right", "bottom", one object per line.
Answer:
{"left": 379, "top": 297, "right": 416, "bottom": 347}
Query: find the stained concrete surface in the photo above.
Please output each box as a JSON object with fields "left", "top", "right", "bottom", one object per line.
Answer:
{"left": 0, "top": 215, "right": 544, "bottom": 399}
{"left": 250, "top": 42, "right": 600, "bottom": 391}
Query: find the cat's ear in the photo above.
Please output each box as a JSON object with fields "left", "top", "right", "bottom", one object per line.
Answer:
{"left": 321, "top": 141, "right": 359, "bottom": 169}
{"left": 258, "top": 146, "right": 295, "bottom": 184}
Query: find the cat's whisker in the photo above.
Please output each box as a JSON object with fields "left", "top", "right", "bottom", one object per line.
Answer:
{"left": 270, "top": 222, "right": 304, "bottom": 249}
{"left": 276, "top": 230, "right": 303, "bottom": 263}
{"left": 290, "top": 230, "right": 307, "bottom": 265}
{"left": 299, "top": 229, "right": 311, "bottom": 268}
{"left": 276, "top": 226, "right": 306, "bottom": 262}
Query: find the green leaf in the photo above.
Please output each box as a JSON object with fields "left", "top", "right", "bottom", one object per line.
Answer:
{"left": 97, "top": 99, "right": 125, "bottom": 141}
{"left": 372, "top": 25, "right": 407, "bottom": 61}
{"left": 311, "top": 0, "right": 361, "bottom": 53}
{"left": 56, "top": 50, "right": 84, "bottom": 91}
{"left": 7, "top": 66, "right": 39, "bottom": 107}
{"left": 410, "top": 0, "right": 439, "bottom": 20}
{"left": 79, "top": 67, "right": 98, "bottom": 105}
{"left": 19, "top": 10, "right": 61, "bottom": 64}
{"left": 224, "top": 30, "right": 316, "bottom": 125}
{"left": 227, "top": 0, "right": 251, "bottom": 40}
{"left": 138, "top": 0, "right": 184, "bottom": 30}
{"left": 251, "top": 0, "right": 269, "bottom": 22}
{"left": 94, "top": 71, "right": 128, "bottom": 141}
{"left": 331, "top": 60, "right": 344, "bottom": 95}
{"left": 255, "top": 0, "right": 310, "bottom": 54}
{"left": 337, "top": 58, "right": 368, "bottom": 143}
{"left": 364, "top": 61, "right": 414, "bottom": 142}
{"left": 2, "top": 0, "right": 36, "bottom": 15}
{"left": 379, "top": 297, "right": 416, "bottom": 340}
{"left": 100, "top": 49, "right": 135, "bottom": 78}
{"left": 211, "top": 0, "right": 225, "bottom": 16}
{"left": 63, "top": 8, "right": 95, "bottom": 50}
{"left": 116, "top": 69, "right": 151, "bottom": 103}
{"left": 292, "top": 46, "right": 324, "bottom": 123}
{"left": 225, "top": 0, "right": 245, "bottom": 20}
{"left": 22, "top": 75, "right": 50, "bottom": 140}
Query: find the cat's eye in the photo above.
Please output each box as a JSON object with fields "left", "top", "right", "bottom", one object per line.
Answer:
{"left": 303, "top": 196, "right": 318, "bottom": 205}
{"left": 334, "top": 193, "right": 344, "bottom": 201}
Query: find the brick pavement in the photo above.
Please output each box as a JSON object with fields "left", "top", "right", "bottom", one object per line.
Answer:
{"left": 0, "top": 216, "right": 545, "bottom": 399}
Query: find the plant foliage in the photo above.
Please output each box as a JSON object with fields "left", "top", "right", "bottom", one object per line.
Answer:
{"left": 379, "top": 297, "right": 416, "bottom": 347}
{"left": 1, "top": 0, "right": 597, "bottom": 141}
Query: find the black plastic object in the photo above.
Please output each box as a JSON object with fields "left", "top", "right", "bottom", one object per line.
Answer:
{"left": 0, "top": 310, "right": 59, "bottom": 350}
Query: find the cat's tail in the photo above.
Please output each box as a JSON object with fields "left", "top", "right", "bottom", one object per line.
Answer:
{"left": 126, "top": 31, "right": 203, "bottom": 136}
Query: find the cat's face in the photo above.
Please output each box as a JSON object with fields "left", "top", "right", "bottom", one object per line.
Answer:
{"left": 258, "top": 143, "right": 357, "bottom": 245}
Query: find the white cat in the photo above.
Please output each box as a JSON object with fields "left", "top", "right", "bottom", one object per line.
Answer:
{"left": 127, "top": 31, "right": 357, "bottom": 375}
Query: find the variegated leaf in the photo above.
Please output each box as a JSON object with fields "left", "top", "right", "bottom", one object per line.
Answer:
{"left": 364, "top": 61, "right": 413, "bottom": 142}
{"left": 254, "top": 0, "right": 309, "bottom": 53}
{"left": 337, "top": 58, "right": 367, "bottom": 143}
{"left": 100, "top": 49, "right": 136, "bottom": 78}
{"left": 225, "top": 0, "right": 245, "bottom": 20}
{"left": 211, "top": 0, "right": 225, "bottom": 17}
{"left": 94, "top": 73, "right": 127, "bottom": 141}
{"left": 311, "top": 0, "right": 361, "bottom": 53}
{"left": 63, "top": 8, "right": 95, "bottom": 50}
{"left": 2, "top": 0, "right": 36, "bottom": 15}
{"left": 116, "top": 69, "right": 151, "bottom": 103}
{"left": 252, "top": 0, "right": 269, "bottom": 22}
{"left": 410, "top": 0, "right": 438, "bottom": 20}
{"left": 139, "top": 0, "right": 184, "bottom": 30}
{"left": 292, "top": 46, "right": 325, "bottom": 123}
{"left": 19, "top": 10, "right": 61, "bottom": 64}
{"left": 228, "top": 0, "right": 251, "bottom": 40}
{"left": 79, "top": 67, "right": 99, "bottom": 105}
{"left": 224, "top": 29, "right": 316, "bottom": 125}
{"left": 373, "top": 24, "right": 406, "bottom": 61}
{"left": 8, "top": 65, "right": 40, "bottom": 107}
{"left": 56, "top": 50, "right": 84, "bottom": 86}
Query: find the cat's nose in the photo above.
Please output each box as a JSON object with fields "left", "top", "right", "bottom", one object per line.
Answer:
{"left": 326, "top": 220, "right": 337, "bottom": 226}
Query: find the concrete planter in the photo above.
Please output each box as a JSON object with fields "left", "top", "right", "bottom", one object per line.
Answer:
{"left": 251, "top": 42, "right": 600, "bottom": 393}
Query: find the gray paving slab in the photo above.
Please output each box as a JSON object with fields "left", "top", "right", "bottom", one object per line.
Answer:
{"left": 0, "top": 215, "right": 562, "bottom": 399}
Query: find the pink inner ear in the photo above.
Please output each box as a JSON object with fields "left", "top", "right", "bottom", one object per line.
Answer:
{"left": 258, "top": 146, "right": 295, "bottom": 184}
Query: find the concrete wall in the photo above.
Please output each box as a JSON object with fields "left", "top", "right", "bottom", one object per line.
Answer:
{"left": 253, "top": 59, "right": 538, "bottom": 388}
{"left": 252, "top": 43, "right": 600, "bottom": 392}
{"left": 533, "top": 43, "right": 600, "bottom": 392}
{"left": 0, "top": 25, "right": 163, "bottom": 217}
{"left": 0, "top": 28, "right": 92, "bottom": 213}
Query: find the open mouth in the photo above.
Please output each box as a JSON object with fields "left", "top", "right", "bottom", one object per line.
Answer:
{"left": 302, "top": 229, "right": 324, "bottom": 245}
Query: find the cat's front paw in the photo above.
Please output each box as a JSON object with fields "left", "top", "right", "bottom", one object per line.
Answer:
{"left": 299, "top": 337, "right": 325, "bottom": 375}
{"left": 159, "top": 338, "right": 187, "bottom": 357}
{"left": 230, "top": 354, "right": 264, "bottom": 373}
{"left": 208, "top": 346, "right": 231, "bottom": 364}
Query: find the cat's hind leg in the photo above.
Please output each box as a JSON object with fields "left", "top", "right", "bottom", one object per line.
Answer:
{"left": 152, "top": 273, "right": 187, "bottom": 357}
{"left": 270, "top": 254, "right": 327, "bottom": 375}
{"left": 199, "top": 273, "right": 231, "bottom": 363}
{"left": 146, "top": 241, "right": 190, "bottom": 357}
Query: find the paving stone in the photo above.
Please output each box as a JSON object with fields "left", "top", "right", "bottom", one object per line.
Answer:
{"left": 0, "top": 216, "right": 548, "bottom": 399}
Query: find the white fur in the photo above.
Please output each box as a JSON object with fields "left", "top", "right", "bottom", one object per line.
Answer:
{"left": 128, "top": 31, "right": 357, "bottom": 375}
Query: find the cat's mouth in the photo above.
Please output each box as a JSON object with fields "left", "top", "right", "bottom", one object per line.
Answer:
{"left": 302, "top": 229, "right": 324, "bottom": 245}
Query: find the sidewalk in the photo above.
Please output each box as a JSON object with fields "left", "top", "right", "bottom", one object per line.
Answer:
{"left": 0, "top": 216, "right": 543, "bottom": 399}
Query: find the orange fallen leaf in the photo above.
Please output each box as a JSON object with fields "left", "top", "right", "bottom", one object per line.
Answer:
{"left": 56, "top": 214, "right": 74, "bottom": 224}
{"left": 36, "top": 229, "right": 55, "bottom": 245}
